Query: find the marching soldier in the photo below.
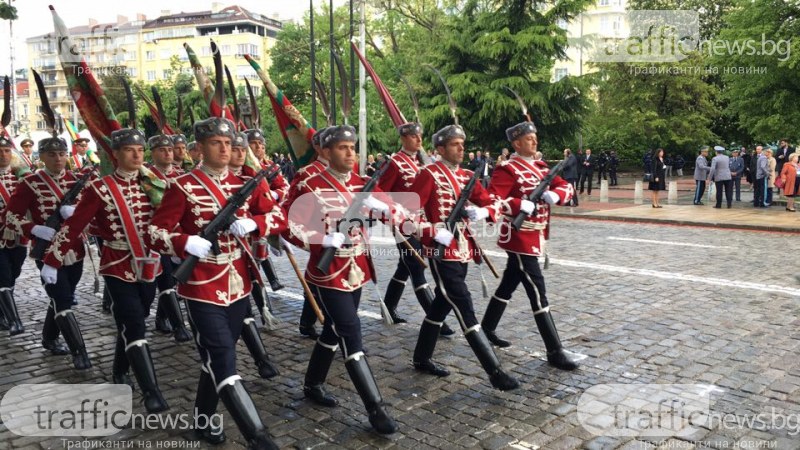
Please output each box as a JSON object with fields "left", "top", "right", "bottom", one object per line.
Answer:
{"left": 171, "top": 134, "right": 195, "bottom": 172}
{"left": 480, "top": 122, "right": 580, "bottom": 370}
{"left": 0, "top": 136, "right": 29, "bottom": 335}
{"left": 283, "top": 125, "right": 398, "bottom": 435}
{"left": 187, "top": 140, "right": 202, "bottom": 166}
{"left": 42, "top": 126, "right": 170, "bottom": 413}
{"left": 378, "top": 122, "right": 454, "bottom": 335}
{"left": 228, "top": 131, "right": 280, "bottom": 380}
{"left": 146, "top": 134, "right": 192, "bottom": 342}
{"left": 282, "top": 127, "right": 329, "bottom": 339}
{"left": 407, "top": 125, "right": 523, "bottom": 391}
{"left": 5, "top": 134, "right": 91, "bottom": 365}
{"left": 146, "top": 117, "right": 286, "bottom": 448}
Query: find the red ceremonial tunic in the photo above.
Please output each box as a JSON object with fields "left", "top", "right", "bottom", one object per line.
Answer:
{"left": 5, "top": 169, "right": 88, "bottom": 263}
{"left": 43, "top": 170, "right": 162, "bottom": 281}
{"left": 282, "top": 168, "right": 381, "bottom": 292}
{"left": 146, "top": 167, "right": 287, "bottom": 305}
{"left": 410, "top": 161, "right": 522, "bottom": 262}
{"left": 259, "top": 158, "right": 289, "bottom": 203}
{"left": 147, "top": 163, "right": 183, "bottom": 183}
{"left": 281, "top": 158, "right": 329, "bottom": 209}
{"left": 0, "top": 167, "right": 29, "bottom": 249}
{"left": 488, "top": 155, "right": 574, "bottom": 257}
{"left": 378, "top": 149, "right": 425, "bottom": 193}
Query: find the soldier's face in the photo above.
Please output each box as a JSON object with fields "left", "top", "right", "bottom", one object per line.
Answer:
{"left": 21, "top": 143, "right": 33, "bottom": 155}
{"left": 249, "top": 140, "right": 266, "bottom": 159}
{"left": 230, "top": 146, "right": 247, "bottom": 168}
{"left": 323, "top": 141, "right": 356, "bottom": 173}
{"left": 437, "top": 138, "right": 464, "bottom": 166}
{"left": 400, "top": 134, "right": 421, "bottom": 152}
{"left": 0, "top": 146, "right": 12, "bottom": 168}
{"left": 41, "top": 150, "right": 68, "bottom": 173}
{"left": 512, "top": 133, "right": 538, "bottom": 157}
{"left": 201, "top": 136, "right": 232, "bottom": 170}
{"left": 151, "top": 146, "right": 174, "bottom": 167}
{"left": 114, "top": 145, "right": 144, "bottom": 171}
{"left": 173, "top": 143, "right": 186, "bottom": 161}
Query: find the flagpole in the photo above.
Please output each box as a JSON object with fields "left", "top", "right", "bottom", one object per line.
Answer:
{"left": 358, "top": 0, "right": 366, "bottom": 176}
{"left": 329, "top": 0, "right": 336, "bottom": 124}
{"left": 310, "top": 0, "right": 316, "bottom": 128}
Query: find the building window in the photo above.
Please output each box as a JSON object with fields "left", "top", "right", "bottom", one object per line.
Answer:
{"left": 22, "top": 104, "right": 27, "bottom": 116}
{"left": 221, "top": 45, "right": 232, "bottom": 56}
{"left": 127, "top": 67, "right": 138, "bottom": 77}
{"left": 37, "top": 120, "right": 46, "bottom": 130}
{"left": 554, "top": 68, "right": 568, "bottom": 81}
{"left": 201, "top": 46, "right": 212, "bottom": 57}
{"left": 237, "top": 44, "right": 248, "bottom": 56}
{"left": 599, "top": 0, "right": 610, "bottom": 5}
{"left": 146, "top": 50, "right": 155, "bottom": 60}
{"left": 163, "top": 69, "right": 171, "bottom": 80}
{"left": 124, "top": 50, "right": 136, "bottom": 61}
{"left": 600, "top": 16, "right": 610, "bottom": 33}
{"left": 36, "top": 105, "right": 44, "bottom": 113}
{"left": 68, "top": 104, "right": 75, "bottom": 113}
{"left": 147, "top": 70, "right": 156, "bottom": 81}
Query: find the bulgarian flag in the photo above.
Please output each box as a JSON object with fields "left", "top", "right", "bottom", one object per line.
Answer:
{"left": 351, "top": 42, "right": 406, "bottom": 127}
{"left": 243, "top": 54, "right": 315, "bottom": 169}
{"left": 62, "top": 116, "right": 83, "bottom": 169}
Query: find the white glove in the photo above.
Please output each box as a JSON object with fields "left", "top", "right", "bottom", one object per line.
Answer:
{"left": 170, "top": 256, "right": 182, "bottom": 264}
{"left": 543, "top": 191, "right": 560, "bottom": 205}
{"left": 229, "top": 218, "right": 257, "bottom": 237}
{"left": 185, "top": 235, "right": 212, "bottom": 258}
{"left": 270, "top": 236, "right": 295, "bottom": 257}
{"left": 434, "top": 228, "right": 454, "bottom": 247}
{"left": 32, "top": 225, "right": 56, "bottom": 241}
{"left": 465, "top": 206, "right": 489, "bottom": 221}
{"left": 362, "top": 195, "right": 391, "bottom": 214}
{"left": 41, "top": 264, "right": 58, "bottom": 285}
{"left": 270, "top": 191, "right": 280, "bottom": 201}
{"left": 322, "top": 233, "right": 345, "bottom": 249}
{"left": 520, "top": 199, "right": 535, "bottom": 214}
{"left": 59, "top": 205, "right": 76, "bottom": 220}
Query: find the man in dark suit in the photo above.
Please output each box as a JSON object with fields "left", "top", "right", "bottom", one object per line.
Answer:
{"left": 578, "top": 148, "right": 595, "bottom": 195}
{"left": 776, "top": 139, "right": 793, "bottom": 178}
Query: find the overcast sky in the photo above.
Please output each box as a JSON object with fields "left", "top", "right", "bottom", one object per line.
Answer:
{"left": 0, "top": 0, "right": 347, "bottom": 76}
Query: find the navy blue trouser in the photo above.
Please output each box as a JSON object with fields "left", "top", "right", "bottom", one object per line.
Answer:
{"left": 389, "top": 239, "right": 428, "bottom": 288}
{"left": 426, "top": 260, "right": 478, "bottom": 330}
{"left": 106, "top": 276, "right": 156, "bottom": 346}
{"left": 312, "top": 285, "right": 363, "bottom": 359}
{"left": 493, "top": 252, "right": 550, "bottom": 313}
{"left": 36, "top": 260, "right": 84, "bottom": 340}
{"left": 0, "top": 246, "right": 27, "bottom": 289}
{"left": 184, "top": 297, "right": 248, "bottom": 386}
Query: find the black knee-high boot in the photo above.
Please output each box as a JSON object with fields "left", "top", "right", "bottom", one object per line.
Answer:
{"left": 534, "top": 310, "right": 580, "bottom": 370}
{"left": 126, "top": 341, "right": 169, "bottom": 413}
{"left": 382, "top": 277, "right": 408, "bottom": 323}
{"left": 412, "top": 319, "right": 450, "bottom": 377}
{"left": 303, "top": 341, "right": 338, "bottom": 406}
{"left": 0, "top": 289, "right": 24, "bottom": 335}
{"left": 193, "top": 370, "right": 225, "bottom": 445}
{"left": 413, "top": 285, "right": 454, "bottom": 336}
{"left": 464, "top": 327, "right": 519, "bottom": 391}
{"left": 345, "top": 354, "right": 398, "bottom": 434}
{"left": 112, "top": 335, "right": 134, "bottom": 389}
{"left": 54, "top": 311, "right": 91, "bottom": 370}
{"left": 217, "top": 378, "right": 278, "bottom": 450}
{"left": 241, "top": 317, "right": 279, "bottom": 379}
{"left": 159, "top": 290, "right": 191, "bottom": 342}
{"left": 481, "top": 295, "right": 511, "bottom": 347}
{"left": 41, "top": 301, "right": 68, "bottom": 355}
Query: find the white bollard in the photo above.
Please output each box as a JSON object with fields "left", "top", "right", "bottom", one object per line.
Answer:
{"left": 668, "top": 181, "right": 678, "bottom": 204}
{"left": 600, "top": 179, "right": 609, "bottom": 203}
{"left": 634, "top": 181, "right": 643, "bottom": 204}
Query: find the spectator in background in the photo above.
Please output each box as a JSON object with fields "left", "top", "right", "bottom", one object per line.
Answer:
{"left": 779, "top": 153, "right": 798, "bottom": 211}
{"left": 466, "top": 151, "right": 477, "bottom": 170}
{"left": 643, "top": 149, "right": 653, "bottom": 175}
{"left": 754, "top": 145, "right": 767, "bottom": 207}
{"left": 665, "top": 153, "right": 673, "bottom": 178}
{"left": 693, "top": 146, "right": 710, "bottom": 205}
{"left": 741, "top": 146, "right": 752, "bottom": 187}
{"left": 365, "top": 154, "right": 377, "bottom": 176}
{"left": 648, "top": 148, "right": 666, "bottom": 207}
{"left": 579, "top": 148, "right": 595, "bottom": 195}
{"left": 673, "top": 154, "right": 685, "bottom": 177}
{"left": 765, "top": 148, "right": 776, "bottom": 206}
{"left": 563, "top": 148, "right": 579, "bottom": 206}
{"left": 596, "top": 150, "right": 608, "bottom": 184}
{"left": 709, "top": 146, "right": 733, "bottom": 208}
{"left": 501, "top": 148, "right": 510, "bottom": 160}
{"left": 608, "top": 150, "right": 619, "bottom": 186}
{"left": 775, "top": 139, "right": 793, "bottom": 177}
{"left": 729, "top": 149, "right": 744, "bottom": 202}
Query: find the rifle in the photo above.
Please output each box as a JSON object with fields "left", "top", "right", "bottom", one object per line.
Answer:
{"left": 173, "top": 166, "right": 274, "bottom": 283}
{"left": 316, "top": 161, "right": 389, "bottom": 274}
{"left": 433, "top": 160, "right": 485, "bottom": 260}
{"left": 30, "top": 164, "right": 97, "bottom": 260}
{"left": 510, "top": 159, "right": 567, "bottom": 231}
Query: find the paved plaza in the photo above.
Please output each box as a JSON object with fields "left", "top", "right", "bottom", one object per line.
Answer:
{"left": 0, "top": 211, "right": 799, "bottom": 449}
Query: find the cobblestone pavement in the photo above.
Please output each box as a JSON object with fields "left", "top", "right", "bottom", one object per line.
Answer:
{"left": 1, "top": 218, "right": 799, "bottom": 450}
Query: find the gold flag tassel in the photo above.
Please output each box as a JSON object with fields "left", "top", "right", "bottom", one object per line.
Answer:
{"left": 373, "top": 282, "right": 394, "bottom": 326}
{"left": 258, "top": 284, "right": 280, "bottom": 330}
